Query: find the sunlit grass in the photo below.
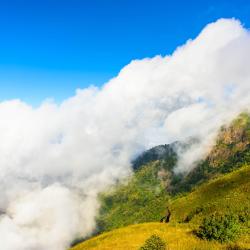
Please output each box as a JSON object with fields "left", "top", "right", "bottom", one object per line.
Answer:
{"left": 70, "top": 222, "right": 249, "bottom": 250}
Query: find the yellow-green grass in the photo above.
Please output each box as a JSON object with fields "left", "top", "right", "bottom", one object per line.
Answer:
{"left": 70, "top": 222, "right": 249, "bottom": 250}
{"left": 170, "top": 165, "right": 250, "bottom": 226}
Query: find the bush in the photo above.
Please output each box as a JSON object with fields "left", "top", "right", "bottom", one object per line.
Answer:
{"left": 139, "top": 234, "right": 166, "bottom": 250}
{"left": 196, "top": 214, "right": 240, "bottom": 243}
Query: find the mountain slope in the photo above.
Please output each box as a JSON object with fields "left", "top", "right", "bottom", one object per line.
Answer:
{"left": 71, "top": 113, "right": 250, "bottom": 249}
{"left": 72, "top": 167, "right": 250, "bottom": 250}
{"left": 170, "top": 165, "right": 250, "bottom": 226}
{"left": 132, "top": 143, "right": 178, "bottom": 171}
{"left": 173, "top": 113, "right": 250, "bottom": 193}
{"left": 95, "top": 114, "right": 250, "bottom": 234}
{"left": 96, "top": 161, "right": 169, "bottom": 232}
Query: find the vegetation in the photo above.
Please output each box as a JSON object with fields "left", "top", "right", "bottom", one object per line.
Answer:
{"left": 97, "top": 162, "right": 169, "bottom": 232}
{"left": 132, "top": 143, "right": 178, "bottom": 171}
{"left": 170, "top": 165, "right": 250, "bottom": 227}
{"left": 74, "top": 166, "right": 249, "bottom": 249}
{"left": 197, "top": 214, "right": 241, "bottom": 243}
{"left": 71, "top": 113, "right": 250, "bottom": 249}
{"left": 70, "top": 223, "right": 230, "bottom": 250}
{"left": 172, "top": 113, "right": 250, "bottom": 193}
{"left": 139, "top": 234, "right": 166, "bottom": 250}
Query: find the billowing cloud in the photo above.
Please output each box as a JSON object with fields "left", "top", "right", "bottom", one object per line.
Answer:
{"left": 0, "top": 18, "right": 250, "bottom": 249}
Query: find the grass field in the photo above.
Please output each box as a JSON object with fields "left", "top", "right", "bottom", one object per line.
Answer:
{"left": 70, "top": 222, "right": 249, "bottom": 250}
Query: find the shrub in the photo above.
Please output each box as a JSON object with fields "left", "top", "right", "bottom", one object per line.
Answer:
{"left": 196, "top": 214, "right": 240, "bottom": 243}
{"left": 139, "top": 234, "right": 166, "bottom": 250}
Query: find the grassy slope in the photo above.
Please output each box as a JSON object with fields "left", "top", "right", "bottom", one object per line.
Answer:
{"left": 72, "top": 167, "right": 250, "bottom": 250}
{"left": 70, "top": 222, "right": 248, "bottom": 250}
{"left": 170, "top": 165, "right": 250, "bottom": 226}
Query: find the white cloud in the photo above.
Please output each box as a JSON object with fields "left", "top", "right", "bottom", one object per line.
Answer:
{"left": 0, "top": 18, "right": 250, "bottom": 249}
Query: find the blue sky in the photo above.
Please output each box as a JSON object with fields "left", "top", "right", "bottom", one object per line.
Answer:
{"left": 0, "top": 0, "right": 250, "bottom": 105}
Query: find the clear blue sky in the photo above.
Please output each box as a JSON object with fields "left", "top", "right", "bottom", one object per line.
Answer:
{"left": 0, "top": 0, "right": 250, "bottom": 105}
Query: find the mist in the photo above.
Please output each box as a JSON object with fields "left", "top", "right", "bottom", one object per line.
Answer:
{"left": 1, "top": 18, "right": 250, "bottom": 250}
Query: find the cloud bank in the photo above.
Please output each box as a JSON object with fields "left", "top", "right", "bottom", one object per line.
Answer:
{"left": 0, "top": 18, "right": 250, "bottom": 250}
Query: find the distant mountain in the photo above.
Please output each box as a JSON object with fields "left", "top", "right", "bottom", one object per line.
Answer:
{"left": 132, "top": 142, "right": 178, "bottom": 171}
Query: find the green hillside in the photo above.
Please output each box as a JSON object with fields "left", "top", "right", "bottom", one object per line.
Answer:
{"left": 72, "top": 166, "right": 250, "bottom": 249}
{"left": 170, "top": 165, "right": 250, "bottom": 227}
{"left": 96, "top": 161, "right": 169, "bottom": 232}
{"left": 71, "top": 113, "right": 250, "bottom": 249}
{"left": 95, "top": 114, "right": 250, "bottom": 234}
